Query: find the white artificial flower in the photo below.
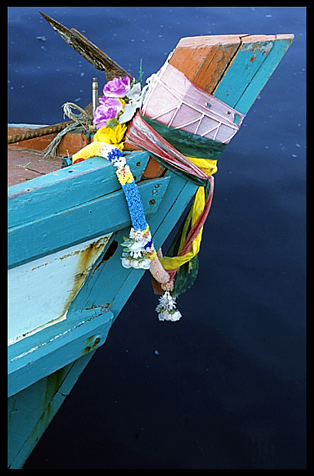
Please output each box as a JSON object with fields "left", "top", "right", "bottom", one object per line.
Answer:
{"left": 155, "top": 292, "right": 182, "bottom": 321}
{"left": 112, "top": 156, "right": 126, "bottom": 168}
{"left": 122, "top": 257, "right": 132, "bottom": 268}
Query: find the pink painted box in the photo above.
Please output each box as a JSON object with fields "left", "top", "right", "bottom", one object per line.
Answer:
{"left": 141, "top": 61, "right": 244, "bottom": 144}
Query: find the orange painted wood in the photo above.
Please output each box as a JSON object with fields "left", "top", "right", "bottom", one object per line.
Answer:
{"left": 142, "top": 157, "right": 166, "bottom": 180}
{"left": 123, "top": 141, "right": 140, "bottom": 152}
{"left": 168, "top": 33, "right": 293, "bottom": 115}
{"left": 58, "top": 131, "right": 91, "bottom": 155}
{"left": 8, "top": 127, "right": 165, "bottom": 186}
{"left": 169, "top": 34, "right": 246, "bottom": 93}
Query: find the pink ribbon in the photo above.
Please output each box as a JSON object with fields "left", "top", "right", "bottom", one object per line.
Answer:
{"left": 126, "top": 111, "right": 214, "bottom": 279}
{"left": 127, "top": 112, "right": 209, "bottom": 182}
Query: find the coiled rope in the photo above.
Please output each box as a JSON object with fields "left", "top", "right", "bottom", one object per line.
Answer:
{"left": 43, "top": 102, "right": 96, "bottom": 158}
{"left": 8, "top": 121, "right": 72, "bottom": 145}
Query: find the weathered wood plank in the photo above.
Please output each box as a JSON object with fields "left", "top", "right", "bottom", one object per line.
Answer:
{"left": 8, "top": 234, "right": 112, "bottom": 345}
{"left": 234, "top": 34, "right": 294, "bottom": 114}
{"left": 8, "top": 353, "right": 94, "bottom": 469}
{"left": 213, "top": 34, "right": 294, "bottom": 114}
{"left": 8, "top": 175, "right": 170, "bottom": 269}
{"left": 39, "top": 11, "right": 133, "bottom": 81}
{"left": 8, "top": 306, "right": 114, "bottom": 397}
{"left": 8, "top": 151, "right": 149, "bottom": 229}
{"left": 169, "top": 34, "right": 245, "bottom": 93}
{"left": 213, "top": 35, "right": 277, "bottom": 109}
{"left": 8, "top": 148, "right": 61, "bottom": 187}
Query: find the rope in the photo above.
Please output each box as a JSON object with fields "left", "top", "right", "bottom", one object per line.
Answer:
{"left": 43, "top": 102, "right": 96, "bottom": 158}
{"left": 8, "top": 121, "right": 72, "bottom": 144}
{"left": 62, "top": 102, "right": 90, "bottom": 123}
{"left": 43, "top": 122, "right": 80, "bottom": 158}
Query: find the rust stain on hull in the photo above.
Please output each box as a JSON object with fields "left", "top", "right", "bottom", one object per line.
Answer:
{"left": 80, "top": 334, "right": 102, "bottom": 357}
{"left": 60, "top": 235, "right": 111, "bottom": 318}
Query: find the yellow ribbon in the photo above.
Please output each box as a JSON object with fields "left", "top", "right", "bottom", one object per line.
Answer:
{"left": 159, "top": 156, "right": 217, "bottom": 271}
{"left": 187, "top": 156, "right": 218, "bottom": 176}
{"left": 159, "top": 186, "right": 206, "bottom": 271}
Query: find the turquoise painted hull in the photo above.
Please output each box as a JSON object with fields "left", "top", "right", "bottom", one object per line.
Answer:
{"left": 8, "top": 150, "right": 198, "bottom": 468}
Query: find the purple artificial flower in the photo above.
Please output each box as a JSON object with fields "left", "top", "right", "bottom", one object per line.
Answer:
{"left": 103, "top": 76, "right": 131, "bottom": 98}
{"left": 93, "top": 97, "right": 123, "bottom": 129}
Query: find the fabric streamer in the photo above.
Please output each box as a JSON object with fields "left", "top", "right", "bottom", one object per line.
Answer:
{"left": 127, "top": 112, "right": 215, "bottom": 299}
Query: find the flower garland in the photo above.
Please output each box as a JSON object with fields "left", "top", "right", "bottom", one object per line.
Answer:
{"left": 72, "top": 75, "right": 181, "bottom": 321}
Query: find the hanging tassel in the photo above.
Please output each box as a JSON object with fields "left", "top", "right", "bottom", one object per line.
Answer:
{"left": 121, "top": 227, "right": 154, "bottom": 270}
{"left": 155, "top": 291, "right": 182, "bottom": 322}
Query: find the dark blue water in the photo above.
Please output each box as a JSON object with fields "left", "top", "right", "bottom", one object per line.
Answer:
{"left": 8, "top": 7, "right": 306, "bottom": 469}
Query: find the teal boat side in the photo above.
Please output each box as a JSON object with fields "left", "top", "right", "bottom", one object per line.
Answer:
{"left": 8, "top": 306, "right": 114, "bottom": 397}
{"left": 8, "top": 352, "right": 95, "bottom": 469}
{"left": 8, "top": 152, "right": 148, "bottom": 229}
{"left": 69, "top": 173, "right": 198, "bottom": 320}
{"left": 214, "top": 35, "right": 294, "bottom": 115}
{"left": 8, "top": 152, "right": 158, "bottom": 269}
{"left": 8, "top": 150, "right": 199, "bottom": 467}
{"left": 8, "top": 175, "right": 170, "bottom": 269}
{"left": 8, "top": 164, "right": 197, "bottom": 395}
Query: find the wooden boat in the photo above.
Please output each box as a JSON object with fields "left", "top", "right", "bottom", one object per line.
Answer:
{"left": 8, "top": 15, "right": 293, "bottom": 468}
